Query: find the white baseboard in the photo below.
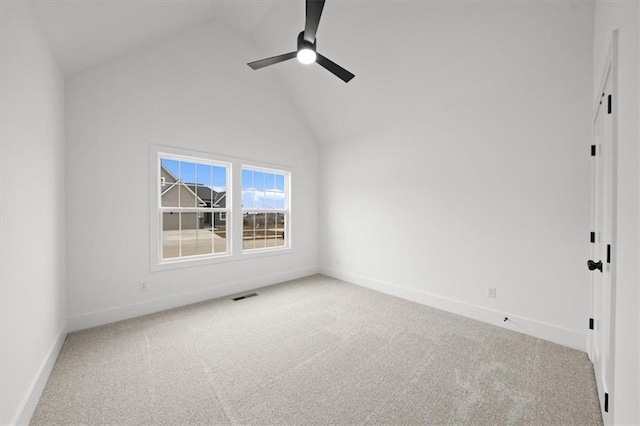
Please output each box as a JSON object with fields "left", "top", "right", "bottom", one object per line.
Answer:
{"left": 67, "top": 266, "right": 319, "bottom": 332}
{"left": 13, "top": 321, "right": 67, "bottom": 425}
{"left": 320, "top": 267, "right": 587, "bottom": 352}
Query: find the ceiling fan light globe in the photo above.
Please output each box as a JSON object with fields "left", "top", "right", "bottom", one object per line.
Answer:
{"left": 297, "top": 49, "right": 316, "bottom": 64}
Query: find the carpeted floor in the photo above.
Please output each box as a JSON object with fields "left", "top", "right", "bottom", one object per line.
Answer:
{"left": 31, "top": 274, "right": 602, "bottom": 425}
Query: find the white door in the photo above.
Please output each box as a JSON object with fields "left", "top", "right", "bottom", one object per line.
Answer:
{"left": 589, "top": 31, "right": 617, "bottom": 425}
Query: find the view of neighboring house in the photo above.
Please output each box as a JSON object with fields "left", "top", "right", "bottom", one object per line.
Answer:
{"left": 160, "top": 164, "right": 226, "bottom": 231}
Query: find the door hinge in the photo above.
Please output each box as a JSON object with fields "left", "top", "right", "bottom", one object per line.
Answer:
{"left": 604, "top": 392, "right": 609, "bottom": 412}
{"left": 607, "top": 95, "right": 612, "bottom": 114}
{"left": 590, "top": 232, "right": 595, "bottom": 243}
{"left": 589, "top": 318, "right": 594, "bottom": 330}
{"left": 606, "top": 244, "right": 611, "bottom": 264}
{"left": 591, "top": 145, "right": 596, "bottom": 156}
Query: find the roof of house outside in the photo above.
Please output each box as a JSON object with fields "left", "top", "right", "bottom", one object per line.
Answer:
{"left": 185, "top": 184, "right": 226, "bottom": 207}
{"left": 160, "top": 164, "right": 226, "bottom": 208}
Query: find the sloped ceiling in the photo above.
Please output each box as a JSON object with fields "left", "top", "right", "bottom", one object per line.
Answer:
{"left": 32, "top": 0, "right": 274, "bottom": 74}
{"left": 249, "top": 1, "right": 589, "bottom": 145}
{"left": 29, "top": 1, "right": 590, "bottom": 145}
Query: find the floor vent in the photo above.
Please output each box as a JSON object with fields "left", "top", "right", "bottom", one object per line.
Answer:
{"left": 232, "top": 293, "right": 258, "bottom": 301}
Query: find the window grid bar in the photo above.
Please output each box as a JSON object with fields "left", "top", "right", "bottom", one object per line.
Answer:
{"left": 194, "top": 165, "right": 198, "bottom": 255}
{"left": 214, "top": 165, "right": 219, "bottom": 254}
{"left": 178, "top": 212, "right": 182, "bottom": 258}
{"left": 263, "top": 212, "right": 266, "bottom": 248}
{"left": 242, "top": 209, "right": 287, "bottom": 214}
{"left": 252, "top": 171, "right": 256, "bottom": 248}
{"left": 178, "top": 161, "right": 181, "bottom": 210}
{"left": 160, "top": 207, "right": 228, "bottom": 213}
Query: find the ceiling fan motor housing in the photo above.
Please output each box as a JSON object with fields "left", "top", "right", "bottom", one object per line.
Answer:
{"left": 246, "top": 0, "right": 355, "bottom": 83}
{"left": 297, "top": 31, "right": 316, "bottom": 52}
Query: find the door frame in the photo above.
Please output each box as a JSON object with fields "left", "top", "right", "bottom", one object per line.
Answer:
{"left": 589, "top": 29, "right": 618, "bottom": 425}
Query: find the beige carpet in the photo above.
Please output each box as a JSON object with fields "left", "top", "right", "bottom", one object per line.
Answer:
{"left": 31, "top": 275, "right": 602, "bottom": 425}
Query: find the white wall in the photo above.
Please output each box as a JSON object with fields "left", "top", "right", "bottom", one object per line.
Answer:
{"left": 65, "top": 19, "right": 319, "bottom": 329}
{"left": 0, "top": 4, "right": 67, "bottom": 424}
{"left": 593, "top": 2, "right": 640, "bottom": 424}
{"left": 319, "top": 2, "right": 594, "bottom": 350}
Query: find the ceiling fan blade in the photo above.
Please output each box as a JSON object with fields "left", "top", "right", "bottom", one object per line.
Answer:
{"left": 304, "top": 0, "right": 325, "bottom": 43}
{"left": 247, "top": 52, "right": 297, "bottom": 70}
{"left": 316, "top": 53, "right": 355, "bottom": 83}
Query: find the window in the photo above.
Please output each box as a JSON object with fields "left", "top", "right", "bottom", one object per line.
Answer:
{"left": 158, "top": 155, "right": 230, "bottom": 261}
{"left": 242, "top": 166, "right": 289, "bottom": 252}
{"left": 152, "top": 146, "right": 291, "bottom": 269}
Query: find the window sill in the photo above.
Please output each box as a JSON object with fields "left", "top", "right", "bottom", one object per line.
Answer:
{"left": 241, "top": 246, "right": 292, "bottom": 259}
{"left": 151, "top": 246, "right": 293, "bottom": 272}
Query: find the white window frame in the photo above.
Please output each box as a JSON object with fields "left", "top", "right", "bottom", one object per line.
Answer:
{"left": 241, "top": 165, "right": 291, "bottom": 254}
{"left": 155, "top": 152, "right": 231, "bottom": 267}
{"left": 150, "top": 145, "right": 292, "bottom": 271}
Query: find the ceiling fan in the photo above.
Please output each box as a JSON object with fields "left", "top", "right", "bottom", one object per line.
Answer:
{"left": 247, "top": 0, "right": 355, "bottom": 83}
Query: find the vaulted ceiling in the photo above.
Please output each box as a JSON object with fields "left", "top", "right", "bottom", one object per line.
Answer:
{"left": 30, "top": 0, "right": 593, "bottom": 145}
{"left": 32, "top": 0, "right": 274, "bottom": 74}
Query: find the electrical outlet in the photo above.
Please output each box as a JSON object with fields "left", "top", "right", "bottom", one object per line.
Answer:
{"left": 486, "top": 287, "right": 496, "bottom": 298}
{"left": 139, "top": 282, "right": 148, "bottom": 292}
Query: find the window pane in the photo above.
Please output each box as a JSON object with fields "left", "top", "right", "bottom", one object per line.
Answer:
{"left": 161, "top": 159, "right": 179, "bottom": 207}
{"left": 162, "top": 212, "right": 180, "bottom": 258}
{"left": 178, "top": 183, "right": 197, "bottom": 207}
{"left": 196, "top": 164, "right": 212, "bottom": 186}
{"left": 275, "top": 213, "right": 285, "bottom": 247}
{"left": 245, "top": 212, "right": 266, "bottom": 250}
{"left": 215, "top": 192, "right": 227, "bottom": 209}
{"left": 274, "top": 172, "right": 286, "bottom": 209}
{"left": 176, "top": 162, "right": 194, "bottom": 207}
{"left": 180, "top": 161, "right": 196, "bottom": 184}
{"left": 261, "top": 191, "right": 270, "bottom": 210}
{"left": 243, "top": 213, "right": 256, "bottom": 250}
{"left": 180, "top": 212, "right": 198, "bottom": 257}
{"left": 195, "top": 164, "right": 212, "bottom": 210}
{"left": 196, "top": 212, "right": 213, "bottom": 256}
{"left": 265, "top": 173, "right": 275, "bottom": 190}
{"left": 193, "top": 164, "right": 212, "bottom": 212}
{"left": 192, "top": 185, "right": 210, "bottom": 208}
{"left": 161, "top": 159, "right": 179, "bottom": 182}
{"left": 213, "top": 212, "right": 227, "bottom": 254}
{"left": 265, "top": 212, "right": 277, "bottom": 247}
{"left": 274, "top": 191, "right": 285, "bottom": 210}
{"left": 241, "top": 189, "right": 251, "bottom": 209}
{"left": 161, "top": 185, "right": 180, "bottom": 207}
{"left": 213, "top": 166, "right": 227, "bottom": 192}
{"left": 255, "top": 213, "right": 267, "bottom": 248}
{"left": 242, "top": 169, "right": 253, "bottom": 189}
{"left": 242, "top": 169, "right": 252, "bottom": 209}
{"left": 253, "top": 189, "right": 264, "bottom": 210}
{"left": 253, "top": 171, "right": 264, "bottom": 190}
